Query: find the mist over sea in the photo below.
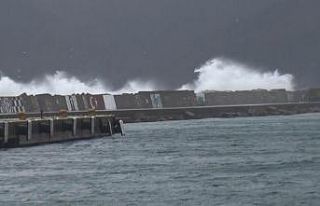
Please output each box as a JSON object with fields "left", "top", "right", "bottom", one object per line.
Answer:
{"left": 1, "top": 113, "right": 320, "bottom": 205}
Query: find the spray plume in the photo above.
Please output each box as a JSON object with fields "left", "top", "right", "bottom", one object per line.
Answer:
{"left": 0, "top": 58, "right": 295, "bottom": 96}
{"left": 180, "top": 58, "right": 295, "bottom": 92}
{"left": 0, "top": 71, "right": 155, "bottom": 96}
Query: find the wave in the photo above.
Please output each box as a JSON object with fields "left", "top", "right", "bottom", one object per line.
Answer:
{"left": 180, "top": 58, "right": 295, "bottom": 92}
{"left": 0, "top": 58, "right": 295, "bottom": 96}
{"left": 0, "top": 71, "right": 155, "bottom": 96}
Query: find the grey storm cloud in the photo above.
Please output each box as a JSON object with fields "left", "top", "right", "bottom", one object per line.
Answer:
{"left": 0, "top": 0, "right": 319, "bottom": 89}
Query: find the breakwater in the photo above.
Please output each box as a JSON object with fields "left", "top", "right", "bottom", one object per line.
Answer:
{"left": 2, "top": 102, "right": 319, "bottom": 124}
{"left": 1, "top": 89, "right": 320, "bottom": 114}
{"left": 0, "top": 89, "right": 320, "bottom": 127}
{"left": 109, "top": 102, "right": 320, "bottom": 123}
{"left": 0, "top": 115, "right": 124, "bottom": 148}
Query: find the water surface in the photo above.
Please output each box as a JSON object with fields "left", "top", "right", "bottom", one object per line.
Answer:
{"left": 1, "top": 114, "right": 320, "bottom": 205}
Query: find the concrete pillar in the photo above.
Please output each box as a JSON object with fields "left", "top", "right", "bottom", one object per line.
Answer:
{"left": 119, "top": 120, "right": 125, "bottom": 136}
{"left": 50, "top": 119, "right": 54, "bottom": 138}
{"left": 108, "top": 120, "right": 113, "bottom": 136}
{"left": 73, "top": 117, "right": 77, "bottom": 136}
{"left": 27, "top": 120, "right": 32, "bottom": 141}
{"left": 91, "top": 116, "right": 95, "bottom": 136}
{"left": 4, "top": 122, "right": 8, "bottom": 143}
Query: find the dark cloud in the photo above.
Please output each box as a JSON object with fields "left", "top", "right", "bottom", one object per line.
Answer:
{"left": 0, "top": 0, "right": 319, "bottom": 89}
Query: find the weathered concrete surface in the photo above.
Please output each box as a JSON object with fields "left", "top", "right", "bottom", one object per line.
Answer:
{"left": 114, "top": 93, "right": 141, "bottom": 109}
{"left": 1, "top": 103, "right": 320, "bottom": 124}
{"left": 204, "top": 89, "right": 289, "bottom": 106}
{"left": 307, "top": 88, "right": 320, "bottom": 102}
{"left": 138, "top": 90, "right": 197, "bottom": 108}
{"left": 108, "top": 102, "right": 320, "bottom": 123}
{"left": 1, "top": 89, "right": 320, "bottom": 119}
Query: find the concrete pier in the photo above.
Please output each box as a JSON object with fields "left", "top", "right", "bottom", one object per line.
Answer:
{"left": 0, "top": 115, "right": 123, "bottom": 148}
{"left": 109, "top": 102, "right": 320, "bottom": 123}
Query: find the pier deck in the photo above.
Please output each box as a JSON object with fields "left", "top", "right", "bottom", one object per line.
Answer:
{"left": 0, "top": 115, "right": 123, "bottom": 148}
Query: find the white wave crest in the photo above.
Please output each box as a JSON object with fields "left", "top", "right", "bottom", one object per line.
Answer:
{"left": 0, "top": 71, "right": 155, "bottom": 96}
{"left": 180, "top": 58, "right": 295, "bottom": 92}
{"left": 113, "top": 80, "right": 157, "bottom": 94}
{"left": 0, "top": 58, "right": 295, "bottom": 96}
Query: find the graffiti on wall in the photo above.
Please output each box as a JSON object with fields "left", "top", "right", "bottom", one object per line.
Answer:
{"left": 103, "top": 95, "right": 117, "bottom": 110}
{"left": 150, "top": 94, "right": 163, "bottom": 108}
{"left": 196, "top": 93, "right": 206, "bottom": 106}
{"left": 89, "top": 96, "right": 98, "bottom": 109}
{"left": 65, "top": 95, "right": 79, "bottom": 111}
{"left": 0, "top": 97, "right": 25, "bottom": 113}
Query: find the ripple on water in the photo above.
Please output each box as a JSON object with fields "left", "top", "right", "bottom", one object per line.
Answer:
{"left": 1, "top": 113, "right": 320, "bottom": 205}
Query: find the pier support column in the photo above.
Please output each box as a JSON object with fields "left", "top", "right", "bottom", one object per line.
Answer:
{"left": 91, "top": 117, "right": 95, "bottom": 136}
{"left": 4, "top": 122, "right": 8, "bottom": 143}
{"left": 108, "top": 120, "right": 113, "bottom": 136}
{"left": 119, "top": 120, "right": 125, "bottom": 136}
{"left": 50, "top": 119, "right": 54, "bottom": 138}
{"left": 27, "top": 120, "right": 32, "bottom": 141}
{"left": 73, "top": 117, "right": 77, "bottom": 136}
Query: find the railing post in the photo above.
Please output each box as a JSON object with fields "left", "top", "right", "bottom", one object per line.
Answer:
{"left": 119, "top": 120, "right": 125, "bottom": 136}
{"left": 108, "top": 120, "right": 113, "bottom": 136}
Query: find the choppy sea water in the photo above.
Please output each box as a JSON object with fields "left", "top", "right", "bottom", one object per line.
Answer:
{"left": 0, "top": 114, "right": 320, "bottom": 205}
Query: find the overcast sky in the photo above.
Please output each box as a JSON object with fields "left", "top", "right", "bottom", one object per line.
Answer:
{"left": 0, "top": 0, "right": 319, "bottom": 89}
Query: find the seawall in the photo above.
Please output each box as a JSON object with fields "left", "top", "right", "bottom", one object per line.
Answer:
{"left": 110, "top": 102, "right": 320, "bottom": 123}
{"left": 1, "top": 89, "right": 320, "bottom": 115}
{"left": 1, "top": 102, "right": 320, "bottom": 123}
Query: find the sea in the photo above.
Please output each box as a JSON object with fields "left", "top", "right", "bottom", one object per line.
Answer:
{"left": 0, "top": 113, "right": 320, "bottom": 205}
